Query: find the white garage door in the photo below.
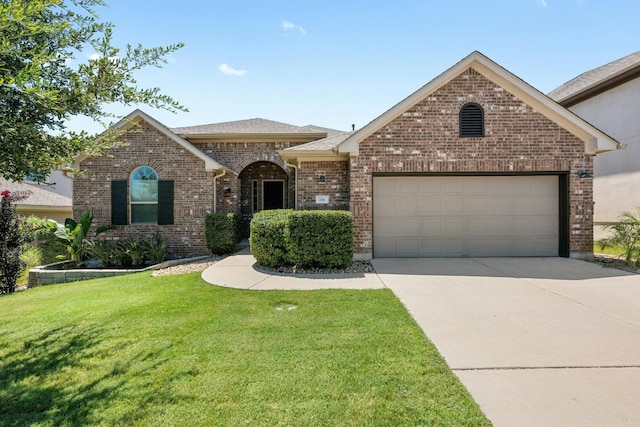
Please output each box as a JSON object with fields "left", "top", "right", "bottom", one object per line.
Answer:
{"left": 373, "top": 176, "right": 559, "bottom": 257}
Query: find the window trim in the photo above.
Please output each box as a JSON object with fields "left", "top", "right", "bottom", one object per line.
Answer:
{"left": 252, "top": 180, "right": 259, "bottom": 213}
{"left": 111, "top": 176, "right": 174, "bottom": 226}
{"left": 130, "top": 166, "right": 159, "bottom": 224}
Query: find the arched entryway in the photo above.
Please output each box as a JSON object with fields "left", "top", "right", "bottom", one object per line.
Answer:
{"left": 238, "top": 161, "right": 292, "bottom": 227}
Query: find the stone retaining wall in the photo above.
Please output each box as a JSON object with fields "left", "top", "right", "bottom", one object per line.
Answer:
{"left": 28, "top": 256, "right": 210, "bottom": 287}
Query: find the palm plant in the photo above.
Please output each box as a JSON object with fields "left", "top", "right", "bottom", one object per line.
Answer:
{"left": 598, "top": 209, "right": 640, "bottom": 267}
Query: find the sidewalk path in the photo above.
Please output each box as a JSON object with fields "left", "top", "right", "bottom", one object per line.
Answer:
{"left": 201, "top": 247, "right": 385, "bottom": 290}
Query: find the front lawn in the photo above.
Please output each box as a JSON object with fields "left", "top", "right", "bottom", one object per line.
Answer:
{"left": 0, "top": 273, "right": 490, "bottom": 426}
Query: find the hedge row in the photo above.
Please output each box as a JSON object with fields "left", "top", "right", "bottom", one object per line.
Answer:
{"left": 250, "top": 210, "right": 353, "bottom": 269}
{"left": 205, "top": 212, "right": 243, "bottom": 255}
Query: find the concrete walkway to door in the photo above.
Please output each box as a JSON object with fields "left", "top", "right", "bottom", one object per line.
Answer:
{"left": 372, "top": 257, "right": 640, "bottom": 427}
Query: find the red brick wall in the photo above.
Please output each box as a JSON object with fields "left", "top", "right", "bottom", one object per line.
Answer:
{"left": 350, "top": 68, "right": 593, "bottom": 257}
{"left": 238, "top": 161, "right": 289, "bottom": 216}
{"left": 192, "top": 140, "right": 302, "bottom": 214}
{"left": 74, "top": 126, "right": 320, "bottom": 257}
{"left": 74, "top": 121, "right": 215, "bottom": 257}
{"left": 297, "top": 160, "right": 350, "bottom": 210}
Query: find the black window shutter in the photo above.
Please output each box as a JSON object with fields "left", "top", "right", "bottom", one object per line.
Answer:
{"left": 459, "top": 103, "right": 485, "bottom": 138}
{"left": 111, "top": 180, "right": 128, "bottom": 225}
{"left": 158, "top": 180, "right": 174, "bottom": 225}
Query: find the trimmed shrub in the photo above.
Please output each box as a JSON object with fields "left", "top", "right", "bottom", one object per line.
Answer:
{"left": 250, "top": 210, "right": 354, "bottom": 269}
{"left": 285, "top": 211, "right": 353, "bottom": 269}
{"left": 249, "top": 210, "right": 291, "bottom": 267}
{"left": 205, "top": 212, "right": 242, "bottom": 255}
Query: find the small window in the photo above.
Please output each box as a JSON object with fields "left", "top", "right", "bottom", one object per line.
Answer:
{"left": 130, "top": 166, "right": 158, "bottom": 224}
{"left": 459, "top": 103, "right": 484, "bottom": 138}
{"left": 26, "top": 172, "right": 47, "bottom": 183}
{"left": 252, "top": 180, "right": 258, "bottom": 212}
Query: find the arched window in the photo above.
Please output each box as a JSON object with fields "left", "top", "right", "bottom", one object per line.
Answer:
{"left": 130, "top": 166, "right": 158, "bottom": 224}
{"left": 459, "top": 103, "right": 485, "bottom": 138}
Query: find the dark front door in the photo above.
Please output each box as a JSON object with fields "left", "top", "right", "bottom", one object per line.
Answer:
{"left": 263, "top": 181, "right": 284, "bottom": 210}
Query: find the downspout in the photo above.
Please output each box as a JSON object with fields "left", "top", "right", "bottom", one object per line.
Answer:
{"left": 212, "top": 169, "right": 227, "bottom": 213}
{"left": 283, "top": 160, "right": 298, "bottom": 210}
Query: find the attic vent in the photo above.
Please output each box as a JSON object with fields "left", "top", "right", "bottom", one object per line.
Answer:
{"left": 459, "top": 103, "right": 484, "bottom": 138}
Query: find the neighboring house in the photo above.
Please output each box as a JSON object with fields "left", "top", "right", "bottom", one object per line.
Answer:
{"left": 25, "top": 169, "right": 74, "bottom": 199}
{"left": 0, "top": 178, "right": 72, "bottom": 223}
{"left": 74, "top": 51, "right": 620, "bottom": 259}
{"left": 548, "top": 51, "right": 640, "bottom": 239}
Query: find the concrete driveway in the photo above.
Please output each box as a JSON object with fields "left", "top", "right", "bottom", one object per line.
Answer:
{"left": 371, "top": 257, "right": 640, "bottom": 427}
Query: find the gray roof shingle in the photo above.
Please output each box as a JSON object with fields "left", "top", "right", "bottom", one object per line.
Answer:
{"left": 283, "top": 132, "right": 353, "bottom": 151}
{"left": 299, "top": 125, "right": 346, "bottom": 138}
{"left": 0, "top": 179, "right": 72, "bottom": 208}
{"left": 548, "top": 51, "right": 640, "bottom": 102}
{"left": 171, "top": 118, "right": 343, "bottom": 135}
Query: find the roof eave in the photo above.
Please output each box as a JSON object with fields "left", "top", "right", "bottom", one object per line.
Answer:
{"left": 180, "top": 132, "right": 328, "bottom": 143}
{"left": 16, "top": 204, "right": 72, "bottom": 212}
{"left": 556, "top": 65, "right": 640, "bottom": 107}
{"left": 80, "top": 109, "right": 228, "bottom": 172}
{"left": 279, "top": 149, "right": 348, "bottom": 163}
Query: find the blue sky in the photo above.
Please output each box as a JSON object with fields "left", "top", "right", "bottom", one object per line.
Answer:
{"left": 69, "top": 0, "right": 640, "bottom": 133}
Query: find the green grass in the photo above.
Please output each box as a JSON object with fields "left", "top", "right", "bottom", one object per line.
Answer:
{"left": 594, "top": 242, "right": 625, "bottom": 257}
{"left": 0, "top": 273, "right": 490, "bottom": 426}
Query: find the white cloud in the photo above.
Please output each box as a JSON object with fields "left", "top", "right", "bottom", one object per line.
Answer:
{"left": 541, "top": 0, "right": 547, "bottom": 5}
{"left": 218, "top": 63, "right": 247, "bottom": 76}
{"left": 282, "top": 20, "right": 306, "bottom": 34}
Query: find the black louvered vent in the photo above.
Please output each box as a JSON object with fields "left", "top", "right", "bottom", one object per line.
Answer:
{"left": 459, "top": 103, "right": 484, "bottom": 138}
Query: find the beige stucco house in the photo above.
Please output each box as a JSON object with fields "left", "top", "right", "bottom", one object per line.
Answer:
{"left": 74, "top": 51, "right": 621, "bottom": 259}
{"left": 549, "top": 51, "right": 640, "bottom": 239}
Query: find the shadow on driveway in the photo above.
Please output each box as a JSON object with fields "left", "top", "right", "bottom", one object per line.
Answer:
{"left": 372, "top": 256, "right": 634, "bottom": 280}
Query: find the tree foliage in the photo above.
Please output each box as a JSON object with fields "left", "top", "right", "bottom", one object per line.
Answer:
{"left": 0, "top": 0, "right": 186, "bottom": 181}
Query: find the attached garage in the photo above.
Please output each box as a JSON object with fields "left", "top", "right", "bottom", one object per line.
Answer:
{"left": 373, "top": 175, "right": 564, "bottom": 257}
{"left": 281, "top": 52, "right": 622, "bottom": 259}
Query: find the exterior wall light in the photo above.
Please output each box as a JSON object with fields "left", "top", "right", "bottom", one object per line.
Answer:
{"left": 317, "top": 175, "right": 326, "bottom": 183}
{"left": 577, "top": 169, "right": 593, "bottom": 179}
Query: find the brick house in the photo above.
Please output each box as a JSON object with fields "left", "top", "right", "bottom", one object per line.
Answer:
{"left": 74, "top": 51, "right": 620, "bottom": 259}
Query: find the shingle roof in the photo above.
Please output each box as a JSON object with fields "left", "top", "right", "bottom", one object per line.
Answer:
{"left": 0, "top": 179, "right": 72, "bottom": 208}
{"left": 548, "top": 51, "right": 640, "bottom": 103}
{"left": 299, "top": 125, "right": 346, "bottom": 138}
{"left": 171, "top": 118, "right": 340, "bottom": 135}
{"left": 283, "top": 132, "right": 353, "bottom": 151}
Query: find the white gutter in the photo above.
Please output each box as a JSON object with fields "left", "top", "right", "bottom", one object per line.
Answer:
{"left": 212, "top": 169, "right": 227, "bottom": 213}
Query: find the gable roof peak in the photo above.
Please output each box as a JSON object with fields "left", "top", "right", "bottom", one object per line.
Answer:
{"left": 337, "top": 51, "right": 620, "bottom": 156}
{"left": 98, "top": 109, "right": 228, "bottom": 172}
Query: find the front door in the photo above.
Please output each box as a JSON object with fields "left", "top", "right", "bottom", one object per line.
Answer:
{"left": 263, "top": 180, "right": 284, "bottom": 210}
